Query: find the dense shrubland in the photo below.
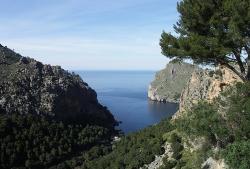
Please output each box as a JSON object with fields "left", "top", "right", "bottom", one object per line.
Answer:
{"left": 83, "top": 118, "right": 174, "bottom": 169}
{"left": 0, "top": 113, "right": 114, "bottom": 169}
{"left": 0, "top": 113, "right": 175, "bottom": 169}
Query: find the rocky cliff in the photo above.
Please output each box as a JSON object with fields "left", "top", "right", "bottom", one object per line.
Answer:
{"left": 0, "top": 44, "right": 116, "bottom": 127}
{"left": 148, "top": 60, "right": 198, "bottom": 103}
{"left": 175, "top": 65, "right": 242, "bottom": 118}
{"left": 168, "top": 65, "right": 244, "bottom": 169}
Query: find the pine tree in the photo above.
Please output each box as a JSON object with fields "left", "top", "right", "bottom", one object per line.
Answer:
{"left": 160, "top": 0, "right": 250, "bottom": 81}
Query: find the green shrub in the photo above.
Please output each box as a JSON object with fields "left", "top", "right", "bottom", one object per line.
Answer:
{"left": 172, "top": 142, "right": 184, "bottom": 160}
{"left": 223, "top": 141, "right": 250, "bottom": 169}
{"left": 164, "top": 159, "right": 177, "bottom": 169}
{"left": 169, "top": 132, "right": 182, "bottom": 144}
{"left": 173, "top": 93, "right": 181, "bottom": 100}
{"left": 220, "top": 82, "right": 250, "bottom": 140}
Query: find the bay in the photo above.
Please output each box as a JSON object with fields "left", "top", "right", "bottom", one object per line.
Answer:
{"left": 77, "top": 71, "right": 178, "bottom": 134}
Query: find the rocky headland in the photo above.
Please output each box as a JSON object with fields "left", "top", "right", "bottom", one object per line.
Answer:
{"left": 148, "top": 60, "right": 198, "bottom": 103}
{"left": 0, "top": 44, "right": 116, "bottom": 127}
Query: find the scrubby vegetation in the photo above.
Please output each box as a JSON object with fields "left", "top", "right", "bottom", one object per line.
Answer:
{"left": 0, "top": 112, "right": 175, "bottom": 169}
{"left": 169, "top": 82, "right": 250, "bottom": 169}
{"left": 0, "top": 44, "right": 21, "bottom": 65}
{"left": 75, "top": 82, "right": 250, "bottom": 169}
{"left": 223, "top": 141, "right": 250, "bottom": 169}
{"left": 158, "top": 0, "right": 250, "bottom": 166}
{"left": 84, "top": 118, "right": 174, "bottom": 169}
{"left": 176, "top": 102, "right": 230, "bottom": 148}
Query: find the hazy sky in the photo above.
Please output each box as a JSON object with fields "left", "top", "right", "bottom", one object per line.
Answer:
{"left": 0, "top": 0, "right": 179, "bottom": 70}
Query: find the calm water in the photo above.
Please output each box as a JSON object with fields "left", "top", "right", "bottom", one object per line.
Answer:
{"left": 77, "top": 71, "right": 178, "bottom": 134}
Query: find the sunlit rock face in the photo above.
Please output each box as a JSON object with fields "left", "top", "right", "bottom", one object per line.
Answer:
{"left": 174, "top": 64, "right": 242, "bottom": 119}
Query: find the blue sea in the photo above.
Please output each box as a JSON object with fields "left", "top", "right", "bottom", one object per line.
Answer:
{"left": 77, "top": 71, "right": 178, "bottom": 134}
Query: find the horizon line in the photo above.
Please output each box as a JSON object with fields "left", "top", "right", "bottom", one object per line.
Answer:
{"left": 70, "top": 69, "right": 159, "bottom": 71}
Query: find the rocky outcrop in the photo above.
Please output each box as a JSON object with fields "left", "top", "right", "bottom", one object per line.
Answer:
{"left": 148, "top": 61, "right": 198, "bottom": 103}
{"left": 0, "top": 44, "right": 116, "bottom": 128}
{"left": 141, "top": 142, "right": 173, "bottom": 169}
{"left": 175, "top": 65, "right": 242, "bottom": 118}
{"left": 202, "top": 157, "right": 228, "bottom": 169}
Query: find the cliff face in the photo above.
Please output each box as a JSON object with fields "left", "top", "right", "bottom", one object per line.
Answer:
{"left": 169, "top": 65, "right": 243, "bottom": 169}
{"left": 148, "top": 61, "right": 198, "bottom": 103}
{"left": 0, "top": 44, "right": 116, "bottom": 127}
{"left": 175, "top": 65, "right": 242, "bottom": 118}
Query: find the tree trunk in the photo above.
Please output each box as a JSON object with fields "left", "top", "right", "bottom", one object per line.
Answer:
{"left": 218, "top": 59, "right": 246, "bottom": 81}
{"left": 233, "top": 50, "right": 245, "bottom": 74}
{"left": 246, "top": 58, "right": 250, "bottom": 80}
{"left": 245, "top": 46, "right": 250, "bottom": 80}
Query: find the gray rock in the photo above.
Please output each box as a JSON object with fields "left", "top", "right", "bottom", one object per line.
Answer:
{"left": 202, "top": 157, "right": 228, "bottom": 169}
{"left": 0, "top": 44, "right": 116, "bottom": 128}
{"left": 148, "top": 60, "right": 198, "bottom": 103}
{"left": 141, "top": 142, "right": 173, "bottom": 169}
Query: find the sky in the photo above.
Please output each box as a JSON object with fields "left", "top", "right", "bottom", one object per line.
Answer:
{"left": 0, "top": 0, "right": 179, "bottom": 70}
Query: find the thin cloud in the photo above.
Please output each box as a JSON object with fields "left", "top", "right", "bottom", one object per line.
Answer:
{"left": 0, "top": 0, "right": 178, "bottom": 70}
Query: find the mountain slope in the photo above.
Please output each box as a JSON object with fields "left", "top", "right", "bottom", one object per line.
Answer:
{"left": 0, "top": 44, "right": 117, "bottom": 169}
{"left": 0, "top": 44, "right": 116, "bottom": 127}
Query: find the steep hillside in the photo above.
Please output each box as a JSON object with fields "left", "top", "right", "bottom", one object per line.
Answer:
{"left": 141, "top": 64, "right": 249, "bottom": 169}
{"left": 148, "top": 60, "right": 198, "bottom": 103}
{"left": 0, "top": 44, "right": 117, "bottom": 169}
{"left": 0, "top": 44, "right": 116, "bottom": 127}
